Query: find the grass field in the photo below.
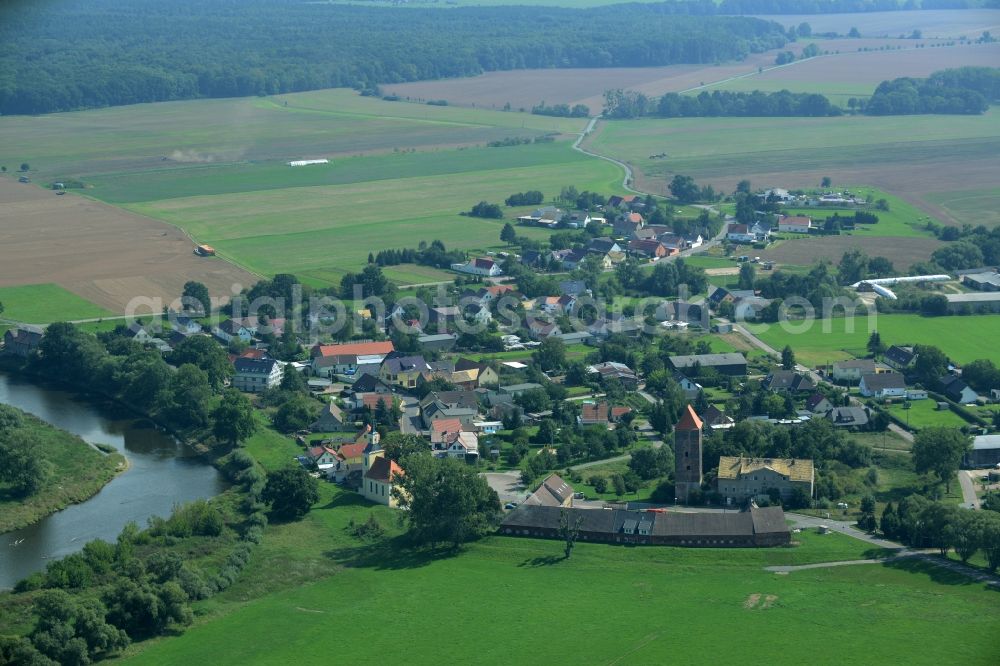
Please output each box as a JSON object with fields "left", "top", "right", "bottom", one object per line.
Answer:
{"left": 925, "top": 187, "right": 1000, "bottom": 229}
{"left": 887, "top": 399, "right": 970, "bottom": 430}
{"left": 124, "top": 142, "right": 622, "bottom": 283}
{"left": 0, "top": 408, "right": 125, "bottom": 534}
{"left": 586, "top": 110, "right": 1000, "bottom": 212}
{"left": 122, "top": 482, "right": 1000, "bottom": 665}
{"left": 748, "top": 313, "right": 1000, "bottom": 367}
{"left": 779, "top": 186, "right": 938, "bottom": 239}
{"left": 0, "top": 90, "right": 585, "bottom": 182}
{"left": 0, "top": 283, "right": 114, "bottom": 324}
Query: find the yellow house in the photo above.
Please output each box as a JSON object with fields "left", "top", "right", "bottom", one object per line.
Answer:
{"left": 379, "top": 355, "right": 430, "bottom": 390}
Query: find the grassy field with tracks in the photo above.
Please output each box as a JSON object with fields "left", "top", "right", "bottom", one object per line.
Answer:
{"left": 749, "top": 313, "right": 1000, "bottom": 367}
{"left": 925, "top": 187, "right": 1000, "bottom": 229}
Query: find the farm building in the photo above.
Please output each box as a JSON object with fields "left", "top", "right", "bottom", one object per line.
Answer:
{"left": 961, "top": 270, "right": 1000, "bottom": 292}
{"left": 500, "top": 504, "right": 790, "bottom": 548}
{"left": 964, "top": 435, "right": 1000, "bottom": 468}
{"left": 944, "top": 292, "right": 1000, "bottom": 313}
{"left": 2, "top": 327, "right": 44, "bottom": 357}
{"left": 669, "top": 353, "right": 747, "bottom": 377}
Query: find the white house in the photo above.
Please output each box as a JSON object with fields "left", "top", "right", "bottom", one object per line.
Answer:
{"left": 778, "top": 215, "right": 812, "bottom": 234}
{"left": 726, "top": 224, "right": 756, "bottom": 243}
{"left": 859, "top": 372, "right": 907, "bottom": 399}
{"left": 232, "top": 358, "right": 284, "bottom": 393}
{"left": 213, "top": 319, "right": 253, "bottom": 344}
{"left": 452, "top": 257, "right": 502, "bottom": 277}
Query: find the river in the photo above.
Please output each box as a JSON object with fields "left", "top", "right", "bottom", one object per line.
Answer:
{"left": 0, "top": 371, "right": 225, "bottom": 590}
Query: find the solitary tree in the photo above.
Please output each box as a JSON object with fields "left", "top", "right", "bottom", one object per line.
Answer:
{"left": 821, "top": 176, "right": 832, "bottom": 188}
{"left": 500, "top": 222, "right": 517, "bottom": 245}
{"left": 559, "top": 508, "right": 584, "bottom": 559}
{"left": 738, "top": 262, "right": 755, "bottom": 290}
{"left": 182, "top": 281, "right": 211, "bottom": 315}
{"left": 912, "top": 427, "right": 970, "bottom": 494}
{"left": 867, "top": 330, "right": 885, "bottom": 357}
{"left": 19, "top": 163, "right": 29, "bottom": 172}
{"left": 262, "top": 467, "right": 319, "bottom": 521}
{"left": 781, "top": 345, "right": 796, "bottom": 370}
{"left": 211, "top": 389, "right": 256, "bottom": 446}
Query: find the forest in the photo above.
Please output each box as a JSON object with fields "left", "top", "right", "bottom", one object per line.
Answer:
{"left": 0, "top": 0, "right": 787, "bottom": 115}
{"left": 863, "top": 66, "right": 1000, "bottom": 114}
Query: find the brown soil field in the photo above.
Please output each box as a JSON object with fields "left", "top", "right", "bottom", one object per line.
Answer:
{"left": 758, "top": 236, "right": 944, "bottom": 270}
{"left": 0, "top": 178, "right": 256, "bottom": 313}
{"left": 747, "top": 9, "right": 1000, "bottom": 39}
{"left": 384, "top": 39, "right": 995, "bottom": 113}
{"left": 757, "top": 42, "right": 1000, "bottom": 86}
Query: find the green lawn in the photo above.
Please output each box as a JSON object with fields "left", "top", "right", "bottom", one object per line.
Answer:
{"left": 887, "top": 399, "right": 970, "bottom": 430}
{"left": 123, "top": 484, "right": 1000, "bottom": 665}
{"left": 683, "top": 255, "right": 736, "bottom": 269}
{"left": 0, "top": 284, "right": 114, "bottom": 324}
{"left": 925, "top": 186, "right": 1000, "bottom": 229}
{"left": 748, "top": 314, "right": 1000, "bottom": 367}
{"left": 780, "top": 186, "right": 938, "bottom": 238}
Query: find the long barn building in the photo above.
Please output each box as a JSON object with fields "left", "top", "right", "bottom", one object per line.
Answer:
{"left": 500, "top": 504, "right": 789, "bottom": 548}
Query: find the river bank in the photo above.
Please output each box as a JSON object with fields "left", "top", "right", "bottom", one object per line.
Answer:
{"left": 0, "top": 370, "right": 226, "bottom": 590}
{"left": 0, "top": 406, "right": 127, "bottom": 534}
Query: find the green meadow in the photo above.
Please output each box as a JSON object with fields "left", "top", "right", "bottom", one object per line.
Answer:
{"left": 0, "top": 283, "right": 114, "bottom": 324}
{"left": 123, "top": 482, "right": 1000, "bottom": 665}
{"left": 779, "top": 186, "right": 938, "bottom": 238}
{"left": 925, "top": 186, "right": 1000, "bottom": 229}
{"left": 887, "top": 399, "right": 970, "bottom": 430}
{"left": 749, "top": 313, "right": 1000, "bottom": 367}
{"left": 587, "top": 110, "right": 1000, "bottom": 187}
{"left": 125, "top": 144, "right": 622, "bottom": 284}
{"left": 0, "top": 89, "right": 585, "bottom": 181}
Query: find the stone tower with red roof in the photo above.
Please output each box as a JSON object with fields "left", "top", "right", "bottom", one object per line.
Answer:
{"left": 674, "top": 404, "right": 704, "bottom": 504}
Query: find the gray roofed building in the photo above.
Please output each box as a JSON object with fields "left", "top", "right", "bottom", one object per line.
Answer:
{"left": 961, "top": 271, "right": 1000, "bottom": 292}
{"left": 418, "top": 333, "right": 458, "bottom": 351}
{"left": 669, "top": 353, "right": 747, "bottom": 377}
{"left": 763, "top": 370, "right": 816, "bottom": 393}
{"left": 499, "top": 383, "right": 544, "bottom": 396}
{"left": 964, "top": 434, "right": 1000, "bottom": 468}
{"left": 500, "top": 504, "right": 789, "bottom": 547}
{"left": 522, "top": 473, "right": 574, "bottom": 507}
{"left": 884, "top": 345, "right": 917, "bottom": 369}
{"left": 826, "top": 406, "right": 870, "bottom": 428}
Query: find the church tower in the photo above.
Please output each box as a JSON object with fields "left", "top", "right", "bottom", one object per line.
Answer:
{"left": 674, "top": 404, "right": 704, "bottom": 504}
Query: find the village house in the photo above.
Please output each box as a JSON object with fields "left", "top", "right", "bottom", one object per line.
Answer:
{"left": 2, "top": 327, "right": 43, "bottom": 357}
{"left": 627, "top": 239, "right": 672, "bottom": 259}
{"left": 310, "top": 340, "right": 395, "bottom": 378}
{"left": 527, "top": 319, "right": 562, "bottom": 339}
{"left": 830, "top": 359, "right": 892, "bottom": 384}
{"left": 452, "top": 256, "right": 502, "bottom": 277}
{"left": 613, "top": 212, "right": 645, "bottom": 238}
{"left": 171, "top": 315, "right": 203, "bottom": 336}
{"left": 726, "top": 222, "right": 770, "bottom": 243}
{"left": 310, "top": 401, "right": 346, "bottom": 432}
{"left": 777, "top": 215, "right": 812, "bottom": 234}
{"left": 763, "top": 370, "right": 816, "bottom": 394}
{"left": 577, "top": 402, "right": 632, "bottom": 428}
{"left": 884, "top": 345, "right": 917, "bottom": 371}
{"left": 453, "top": 358, "right": 499, "bottom": 388}
{"left": 825, "top": 406, "right": 870, "bottom": 428}
{"left": 232, "top": 357, "right": 283, "bottom": 393}
{"left": 560, "top": 248, "right": 592, "bottom": 270}
{"left": 522, "top": 473, "right": 575, "bottom": 508}
{"left": 380, "top": 355, "right": 431, "bottom": 390}
{"left": 939, "top": 374, "right": 979, "bottom": 404}
{"left": 716, "top": 457, "right": 814, "bottom": 506}
{"left": 306, "top": 444, "right": 341, "bottom": 473}
{"left": 559, "top": 280, "right": 590, "bottom": 297}
{"left": 674, "top": 372, "right": 703, "bottom": 400}
{"left": 213, "top": 319, "right": 254, "bottom": 345}
{"left": 328, "top": 426, "right": 379, "bottom": 483}
{"left": 701, "top": 404, "right": 735, "bottom": 429}
{"left": 859, "top": 372, "right": 907, "bottom": 399}
{"left": 805, "top": 393, "right": 834, "bottom": 414}
{"left": 964, "top": 434, "right": 1000, "bottom": 468}
{"left": 498, "top": 383, "right": 544, "bottom": 397}
{"left": 587, "top": 361, "right": 639, "bottom": 390}
{"left": 417, "top": 333, "right": 458, "bottom": 352}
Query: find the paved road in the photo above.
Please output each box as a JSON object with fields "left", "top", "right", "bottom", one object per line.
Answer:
{"left": 398, "top": 395, "right": 422, "bottom": 435}
{"left": 958, "top": 469, "right": 982, "bottom": 510}
{"left": 785, "top": 512, "right": 904, "bottom": 551}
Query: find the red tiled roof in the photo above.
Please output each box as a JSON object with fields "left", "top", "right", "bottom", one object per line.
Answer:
{"left": 432, "top": 418, "right": 463, "bottom": 433}
{"left": 365, "top": 456, "right": 404, "bottom": 482}
{"left": 676, "top": 404, "right": 703, "bottom": 431}
{"left": 338, "top": 442, "right": 367, "bottom": 459}
{"left": 362, "top": 393, "right": 392, "bottom": 410}
{"left": 313, "top": 341, "right": 394, "bottom": 358}
{"left": 610, "top": 406, "right": 633, "bottom": 420}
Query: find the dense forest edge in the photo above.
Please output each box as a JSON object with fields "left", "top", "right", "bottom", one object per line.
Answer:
{"left": 0, "top": 0, "right": 787, "bottom": 115}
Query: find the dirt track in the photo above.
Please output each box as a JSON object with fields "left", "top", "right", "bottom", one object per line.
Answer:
{"left": 0, "top": 178, "right": 256, "bottom": 313}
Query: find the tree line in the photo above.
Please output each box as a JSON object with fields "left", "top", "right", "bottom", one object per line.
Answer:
{"left": 863, "top": 67, "right": 1000, "bottom": 115}
{"left": 0, "top": 0, "right": 787, "bottom": 115}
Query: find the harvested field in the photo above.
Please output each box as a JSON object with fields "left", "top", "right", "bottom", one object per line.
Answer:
{"left": 757, "top": 236, "right": 944, "bottom": 270}
{"left": 0, "top": 178, "right": 256, "bottom": 313}
{"left": 586, "top": 109, "right": 1000, "bottom": 225}
{"left": 925, "top": 187, "right": 1000, "bottom": 229}
{"left": 705, "top": 42, "right": 1000, "bottom": 103}
{"left": 747, "top": 9, "right": 1000, "bottom": 39}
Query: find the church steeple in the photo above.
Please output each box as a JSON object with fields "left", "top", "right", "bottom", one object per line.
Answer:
{"left": 674, "top": 404, "right": 703, "bottom": 504}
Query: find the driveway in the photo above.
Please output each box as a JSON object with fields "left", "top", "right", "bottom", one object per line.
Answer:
{"left": 484, "top": 472, "right": 527, "bottom": 504}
